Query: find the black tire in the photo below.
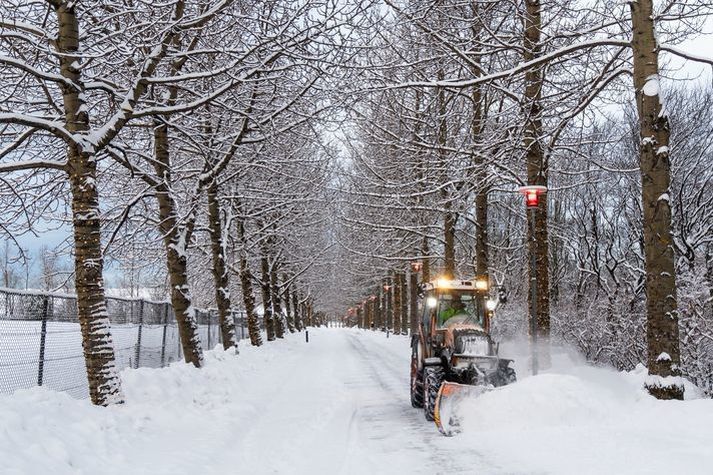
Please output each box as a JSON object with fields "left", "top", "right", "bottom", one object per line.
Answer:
{"left": 423, "top": 366, "right": 444, "bottom": 421}
{"left": 504, "top": 366, "right": 517, "bottom": 384}
{"left": 492, "top": 362, "right": 517, "bottom": 387}
{"left": 410, "top": 363, "right": 424, "bottom": 408}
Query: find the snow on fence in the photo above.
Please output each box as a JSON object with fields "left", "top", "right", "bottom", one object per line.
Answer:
{"left": 0, "top": 288, "right": 248, "bottom": 399}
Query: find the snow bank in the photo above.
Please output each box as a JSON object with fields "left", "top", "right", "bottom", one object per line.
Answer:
{"left": 457, "top": 343, "right": 713, "bottom": 474}
{"left": 0, "top": 338, "right": 298, "bottom": 475}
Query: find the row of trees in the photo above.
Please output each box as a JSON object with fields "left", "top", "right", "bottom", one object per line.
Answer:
{"left": 0, "top": 0, "right": 370, "bottom": 404}
{"left": 333, "top": 0, "right": 713, "bottom": 398}
{"left": 344, "top": 269, "right": 420, "bottom": 336}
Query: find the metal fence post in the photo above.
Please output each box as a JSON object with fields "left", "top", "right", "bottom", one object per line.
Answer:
{"left": 240, "top": 311, "right": 245, "bottom": 341}
{"left": 37, "top": 296, "right": 49, "bottom": 386}
{"left": 160, "top": 302, "right": 169, "bottom": 366}
{"left": 134, "top": 299, "right": 144, "bottom": 369}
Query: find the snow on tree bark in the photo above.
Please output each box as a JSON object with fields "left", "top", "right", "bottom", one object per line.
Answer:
{"left": 207, "top": 182, "right": 236, "bottom": 350}
{"left": 293, "top": 291, "right": 303, "bottom": 332}
{"left": 154, "top": 121, "right": 203, "bottom": 367}
{"left": 630, "top": 0, "right": 683, "bottom": 400}
{"left": 409, "top": 271, "right": 418, "bottom": 334}
{"left": 399, "top": 271, "right": 409, "bottom": 335}
{"left": 393, "top": 271, "right": 402, "bottom": 334}
{"left": 234, "top": 200, "right": 262, "bottom": 346}
{"left": 270, "top": 263, "right": 285, "bottom": 338}
{"left": 58, "top": 1, "right": 123, "bottom": 406}
{"left": 260, "top": 254, "right": 275, "bottom": 341}
{"left": 283, "top": 276, "right": 296, "bottom": 333}
{"left": 437, "top": 69, "right": 456, "bottom": 280}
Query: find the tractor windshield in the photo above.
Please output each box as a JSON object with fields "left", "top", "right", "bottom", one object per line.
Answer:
{"left": 436, "top": 290, "right": 484, "bottom": 328}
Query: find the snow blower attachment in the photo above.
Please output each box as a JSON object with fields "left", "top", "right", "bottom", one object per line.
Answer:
{"left": 434, "top": 382, "right": 491, "bottom": 436}
{"left": 410, "top": 277, "right": 516, "bottom": 436}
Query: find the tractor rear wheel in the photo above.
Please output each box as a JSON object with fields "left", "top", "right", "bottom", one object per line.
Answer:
{"left": 410, "top": 355, "right": 424, "bottom": 408}
{"left": 423, "top": 366, "right": 444, "bottom": 421}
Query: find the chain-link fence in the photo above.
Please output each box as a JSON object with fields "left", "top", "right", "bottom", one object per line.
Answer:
{"left": 0, "top": 288, "right": 248, "bottom": 399}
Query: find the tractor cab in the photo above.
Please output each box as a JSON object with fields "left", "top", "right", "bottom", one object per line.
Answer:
{"left": 419, "top": 278, "right": 494, "bottom": 356}
{"left": 423, "top": 278, "right": 492, "bottom": 332}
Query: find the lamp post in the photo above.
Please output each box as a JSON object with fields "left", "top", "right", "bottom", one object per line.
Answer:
{"left": 519, "top": 185, "right": 547, "bottom": 376}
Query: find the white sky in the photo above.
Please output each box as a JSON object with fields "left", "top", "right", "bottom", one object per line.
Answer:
{"left": 665, "top": 17, "right": 713, "bottom": 84}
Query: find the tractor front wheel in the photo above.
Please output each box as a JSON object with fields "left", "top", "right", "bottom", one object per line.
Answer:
{"left": 491, "top": 362, "right": 517, "bottom": 387}
{"left": 423, "top": 365, "right": 445, "bottom": 421}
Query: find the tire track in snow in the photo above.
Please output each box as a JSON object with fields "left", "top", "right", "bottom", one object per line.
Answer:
{"left": 344, "top": 331, "right": 507, "bottom": 474}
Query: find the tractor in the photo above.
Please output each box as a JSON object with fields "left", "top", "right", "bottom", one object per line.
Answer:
{"left": 410, "top": 277, "right": 516, "bottom": 434}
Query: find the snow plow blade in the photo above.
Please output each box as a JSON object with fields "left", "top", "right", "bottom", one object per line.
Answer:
{"left": 434, "top": 382, "right": 491, "bottom": 436}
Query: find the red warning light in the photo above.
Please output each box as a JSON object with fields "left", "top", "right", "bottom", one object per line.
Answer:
{"left": 518, "top": 185, "right": 547, "bottom": 209}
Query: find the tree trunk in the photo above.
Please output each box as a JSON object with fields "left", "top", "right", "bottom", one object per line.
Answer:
{"left": 471, "top": 4, "right": 489, "bottom": 281}
{"left": 260, "top": 254, "right": 275, "bottom": 341}
{"left": 207, "top": 182, "right": 236, "bottom": 350}
{"left": 235, "top": 203, "right": 262, "bottom": 346}
{"left": 399, "top": 272, "right": 408, "bottom": 334}
{"left": 524, "top": 0, "right": 550, "bottom": 365}
{"left": 474, "top": 188, "right": 489, "bottom": 277}
{"left": 409, "top": 270, "right": 419, "bottom": 335}
{"left": 153, "top": 121, "right": 203, "bottom": 367}
{"left": 421, "top": 236, "right": 431, "bottom": 283}
{"left": 57, "top": 3, "right": 123, "bottom": 405}
{"left": 377, "top": 287, "right": 384, "bottom": 330}
{"left": 393, "top": 272, "right": 402, "bottom": 334}
{"left": 300, "top": 300, "right": 308, "bottom": 328}
{"left": 385, "top": 276, "right": 393, "bottom": 330}
{"left": 306, "top": 298, "right": 313, "bottom": 327}
{"left": 370, "top": 299, "right": 376, "bottom": 329}
{"left": 270, "top": 263, "right": 285, "bottom": 338}
{"left": 630, "top": 0, "right": 683, "bottom": 399}
{"left": 284, "top": 275, "right": 296, "bottom": 333}
{"left": 437, "top": 70, "right": 456, "bottom": 279}
{"left": 293, "top": 290, "right": 302, "bottom": 331}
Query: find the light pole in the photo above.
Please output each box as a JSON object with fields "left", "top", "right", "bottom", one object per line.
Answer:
{"left": 519, "top": 185, "right": 547, "bottom": 376}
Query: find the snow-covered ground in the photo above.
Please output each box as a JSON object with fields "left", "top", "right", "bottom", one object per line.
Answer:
{"left": 1, "top": 328, "right": 711, "bottom": 474}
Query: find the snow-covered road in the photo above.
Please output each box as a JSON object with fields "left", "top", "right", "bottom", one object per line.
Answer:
{"left": 1, "top": 328, "right": 712, "bottom": 475}
{"left": 225, "top": 328, "right": 496, "bottom": 474}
